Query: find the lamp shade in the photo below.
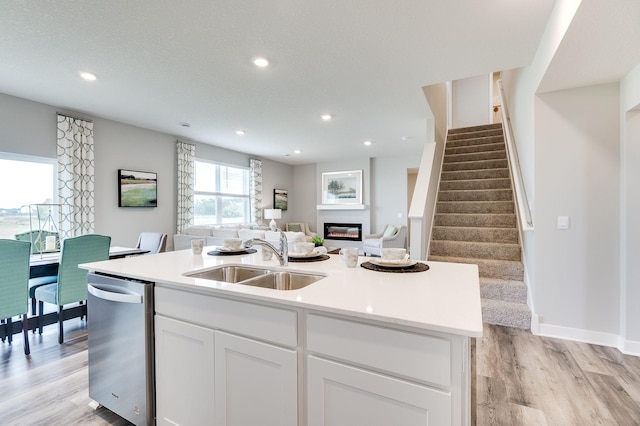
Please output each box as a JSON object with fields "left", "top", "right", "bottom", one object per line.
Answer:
{"left": 264, "top": 209, "right": 282, "bottom": 220}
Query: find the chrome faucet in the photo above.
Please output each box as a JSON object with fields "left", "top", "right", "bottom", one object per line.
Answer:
{"left": 245, "top": 229, "right": 288, "bottom": 266}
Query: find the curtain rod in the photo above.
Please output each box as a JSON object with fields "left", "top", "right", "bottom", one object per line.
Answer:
{"left": 56, "top": 112, "right": 93, "bottom": 123}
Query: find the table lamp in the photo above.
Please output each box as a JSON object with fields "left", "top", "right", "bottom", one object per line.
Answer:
{"left": 264, "top": 208, "right": 282, "bottom": 231}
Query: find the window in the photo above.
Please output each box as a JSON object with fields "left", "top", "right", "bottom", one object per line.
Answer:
{"left": 194, "top": 160, "right": 250, "bottom": 225}
{"left": 0, "top": 152, "right": 57, "bottom": 239}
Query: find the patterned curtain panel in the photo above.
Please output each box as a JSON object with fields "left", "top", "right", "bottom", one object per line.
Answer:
{"left": 177, "top": 140, "right": 195, "bottom": 234}
{"left": 249, "top": 158, "right": 263, "bottom": 224}
{"left": 57, "top": 114, "right": 95, "bottom": 238}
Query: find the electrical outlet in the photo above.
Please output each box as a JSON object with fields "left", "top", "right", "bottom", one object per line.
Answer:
{"left": 557, "top": 216, "right": 569, "bottom": 230}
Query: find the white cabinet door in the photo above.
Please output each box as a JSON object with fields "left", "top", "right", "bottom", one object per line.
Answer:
{"left": 307, "top": 355, "right": 451, "bottom": 426}
{"left": 155, "top": 315, "right": 215, "bottom": 426}
{"left": 215, "top": 331, "right": 298, "bottom": 426}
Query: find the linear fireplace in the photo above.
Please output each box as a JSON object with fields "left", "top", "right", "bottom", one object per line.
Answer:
{"left": 324, "top": 222, "right": 362, "bottom": 242}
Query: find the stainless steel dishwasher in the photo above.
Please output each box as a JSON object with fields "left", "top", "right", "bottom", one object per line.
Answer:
{"left": 87, "top": 272, "right": 155, "bottom": 426}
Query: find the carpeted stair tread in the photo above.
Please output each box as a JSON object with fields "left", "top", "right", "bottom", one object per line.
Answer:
{"left": 434, "top": 213, "right": 517, "bottom": 228}
{"left": 442, "top": 158, "right": 508, "bottom": 172}
{"left": 439, "top": 178, "right": 511, "bottom": 191}
{"left": 481, "top": 298, "right": 531, "bottom": 329}
{"left": 441, "top": 168, "right": 510, "bottom": 181}
{"left": 448, "top": 123, "right": 503, "bottom": 134}
{"left": 438, "top": 188, "right": 513, "bottom": 202}
{"left": 445, "top": 142, "right": 506, "bottom": 155}
{"left": 480, "top": 277, "right": 528, "bottom": 304}
{"left": 432, "top": 226, "right": 518, "bottom": 244}
{"left": 447, "top": 129, "right": 503, "bottom": 141}
{"left": 445, "top": 135, "right": 506, "bottom": 148}
{"left": 443, "top": 149, "right": 507, "bottom": 163}
{"left": 436, "top": 200, "right": 514, "bottom": 214}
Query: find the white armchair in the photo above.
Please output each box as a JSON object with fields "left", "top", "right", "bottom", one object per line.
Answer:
{"left": 285, "top": 222, "right": 317, "bottom": 243}
{"left": 362, "top": 225, "right": 407, "bottom": 256}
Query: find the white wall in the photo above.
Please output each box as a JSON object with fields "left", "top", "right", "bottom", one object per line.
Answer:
{"left": 535, "top": 83, "right": 620, "bottom": 337}
{"left": 371, "top": 155, "right": 419, "bottom": 232}
{"left": 451, "top": 74, "right": 491, "bottom": 128}
{"left": 621, "top": 64, "right": 640, "bottom": 350}
{"left": 291, "top": 164, "right": 317, "bottom": 232}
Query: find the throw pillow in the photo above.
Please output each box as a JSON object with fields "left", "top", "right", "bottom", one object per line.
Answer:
{"left": 382, "top": 225, "right": 397, "bottom": 238}
{"left": 287, "top": 223, "right": 303, "bottom": 233}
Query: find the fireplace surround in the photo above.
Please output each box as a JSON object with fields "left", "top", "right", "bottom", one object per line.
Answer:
{"left": 323, "top": 222, "right": 362, "bottom": 241}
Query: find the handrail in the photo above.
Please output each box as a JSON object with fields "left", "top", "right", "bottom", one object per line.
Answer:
{"left": 497, "top": 79, "right": 534, "bottom": 231}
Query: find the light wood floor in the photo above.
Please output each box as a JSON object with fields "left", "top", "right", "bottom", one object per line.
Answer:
{"left": 1, "top": 321, "right": 639, "bottom": 425}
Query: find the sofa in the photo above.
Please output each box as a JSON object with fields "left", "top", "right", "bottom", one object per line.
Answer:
{"left": 174, "top": 224, "right": 307, "bottom": 252}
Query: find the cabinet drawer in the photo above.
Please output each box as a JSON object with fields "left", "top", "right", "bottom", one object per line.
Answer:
{"left": 155, "top": 286, "right": 297, "bottom": 347}
{"left": 306, "top": 313, "right": 451, "bottom": 387}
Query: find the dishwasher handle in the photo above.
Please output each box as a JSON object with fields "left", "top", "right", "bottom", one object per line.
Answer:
{"left": 88, "top": 283, "right": 143, "bottom": 304}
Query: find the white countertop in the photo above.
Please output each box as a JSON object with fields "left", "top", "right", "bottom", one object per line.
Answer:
{"left": 80, "top": 247, "right": 483, "bottom": 337}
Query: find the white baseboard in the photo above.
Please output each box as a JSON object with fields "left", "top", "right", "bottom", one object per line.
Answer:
{"left": 533, "top": 321, "right": 640, "bottom": 356}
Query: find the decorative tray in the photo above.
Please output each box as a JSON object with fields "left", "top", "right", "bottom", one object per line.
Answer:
{"left": 361, "top": 261, "right": 429, "bottom": 273}
{"left": 207, "top": 248, "right": 257, "bottom": 256}
{"left": 288, "top": 254, "right": 330, "bottom": 263}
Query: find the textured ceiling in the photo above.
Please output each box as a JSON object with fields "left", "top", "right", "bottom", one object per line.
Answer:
{"left": 0, "top": 1, "right": 560, "bottom": 164}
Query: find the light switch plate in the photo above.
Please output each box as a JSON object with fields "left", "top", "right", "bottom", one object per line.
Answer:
{"left": 557, "top": 216, "right": 570, "bottom": 230}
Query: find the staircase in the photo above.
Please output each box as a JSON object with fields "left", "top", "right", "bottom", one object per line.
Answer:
{"left": 428, "top": 123, "right": 531, "bottom": 329}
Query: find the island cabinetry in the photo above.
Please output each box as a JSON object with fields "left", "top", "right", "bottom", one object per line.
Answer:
{"left": 154, "top": 286, "right": 299, "bottom": 426}
{"left": 305, "top": 313, "right": 470, "bottom": 426}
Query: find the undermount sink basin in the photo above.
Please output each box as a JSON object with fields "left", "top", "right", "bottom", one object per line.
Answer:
{"left": 185, "top": 266, "right": 269, "bottom": 283}
{"left": 240, "top": 271, "right": 325, "bottom": 291}
{"left": 185, "top": 266, "right": 325, "bottom": 290}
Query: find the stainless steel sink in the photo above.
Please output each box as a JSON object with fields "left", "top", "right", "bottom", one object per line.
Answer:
{"left": 240, "top": 271, "right": 325, "bottom": 290}
{"left": 185, "top": 266, "right": 269, "bottom": 283}
{"left": 185, "top": 266, "right": 324, "bottom": 290}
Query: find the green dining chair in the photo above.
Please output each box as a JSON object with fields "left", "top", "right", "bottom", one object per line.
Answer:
{"left": 34, "top": 234, "right": 111, "bottom": 344}
{"left": 0, "top": 239, "right": 32, "bottom": 355}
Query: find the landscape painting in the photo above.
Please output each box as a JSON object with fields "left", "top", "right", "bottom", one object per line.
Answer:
{"left": 322, "top": 170, "right": 362, "bottom": 204}
{"left": 118, "top": 169, "right": 157, "bottom": 207}
{"left": 274, "top": 189, "right": 288, "bottom": 210}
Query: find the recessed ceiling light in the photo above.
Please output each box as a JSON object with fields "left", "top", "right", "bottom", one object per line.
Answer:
{"left": 294, "top": 150, "right": 302, "bottom": 154}
{"left": 252, "top": 57, "right": 269, "bottom": 68}
{"left": 179, "top": 122, "right": 191, "bottom": 128}
{"left": 321, "top": 114, "right": 332, "bottom": 121}
{"left": 79, "top": 71, "right": 97, "bottom": 81}
{"left": 364, "top": 140, "right": 373, "bottom": 146}
{"left": 235, "top": 130, "right": 245, "bottom": 135}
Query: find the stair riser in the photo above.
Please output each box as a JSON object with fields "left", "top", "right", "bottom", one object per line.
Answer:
{"left": 442, "top": 159, "right": 508, "bottom": 172}
{"left": 439, "top": 178, "right": 511, "bottom": 191}
{"left": 482, "top": 302, "right": 531, "bottom": 329}
{"left": 445, "top": 142, "right": 506, "bottom": 156}
{"left": 443, "top": 150, "right": 506, "bottom": 163}
{"left": 434, "top": 213, "right": 517, "bottom": 228}
{"left": 432, "top": 227, "right": 518, "bottom": 244}
{"left": 448, "top": 129, "right": 503, "bottom": 141}
{"left": 481, "top": 283, "right": 528, "bottom": 304}
{"left": 438, "top": 189, "right": 513, "bottom": 202}
{"left": 441, "top": 168, "right": 510, "bottom": 181}
{"left": 430, "top": 240, "right": 521, "bottom": 261}
{"left": 436, "top": 201, "right": 514, "bottom": 214}
{"left": 448, "top": 123, "right": 503, "bottom": 134}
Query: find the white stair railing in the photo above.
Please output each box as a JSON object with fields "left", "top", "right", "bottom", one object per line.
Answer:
{"left": 497, "top": 79, "right": 534, "bottom": 231}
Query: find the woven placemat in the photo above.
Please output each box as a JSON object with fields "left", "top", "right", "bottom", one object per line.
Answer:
{"left": 207, "top": 248, "right": 257, "bottom": 256}
{"left": 360, "top": 261, "right": 429, "bottom": 273}
{"left": 288, "top": 254, "right": 330, "bottom": 263}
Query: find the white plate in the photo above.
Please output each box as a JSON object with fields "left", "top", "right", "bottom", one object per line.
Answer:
{"left": 369, "top": 258, "right": 417, "bottom": 268}
{"left": 216, "top": 246, "right": 246, "bottom": 252}
{"left": 289, "top": 250, "right": 321, "bottom": 258}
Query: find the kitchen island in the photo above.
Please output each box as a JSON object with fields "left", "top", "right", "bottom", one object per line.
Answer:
{"left": 81, "top": 246, "right": 482, "bottom": 426}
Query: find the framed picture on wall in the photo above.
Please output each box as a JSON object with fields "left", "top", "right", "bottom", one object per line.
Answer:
{"left": 321, "top": 170, "right": 363, "bottom": 204}
{"left": 118, "top": 169, "right": 158, "bottom": 207}
{"left": 274, "top": 189, "right": 288, "bottom": 211}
